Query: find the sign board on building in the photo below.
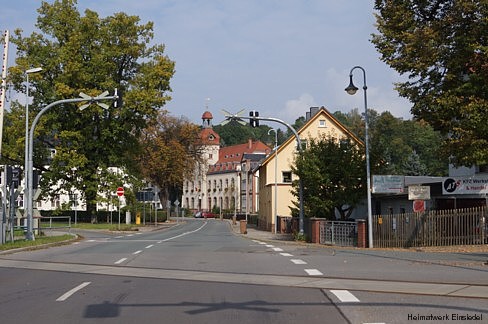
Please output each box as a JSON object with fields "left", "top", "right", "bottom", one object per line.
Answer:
{"left": 372, "top": 175, "right": 405, "bottom": 194}
{"left": 408, "top": 185, "right": 431, "bottom": 200}
{"left": 442, "top": 176, "right": 488, "bottom": 195}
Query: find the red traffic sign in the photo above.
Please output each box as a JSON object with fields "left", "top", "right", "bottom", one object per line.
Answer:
{"left": 116, "top": 187, "right": 125, "bottom": 197}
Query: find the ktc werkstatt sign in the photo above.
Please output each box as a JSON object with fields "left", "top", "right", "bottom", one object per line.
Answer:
{"left": 442, "top": 176, "right": 488, "bottom": 195}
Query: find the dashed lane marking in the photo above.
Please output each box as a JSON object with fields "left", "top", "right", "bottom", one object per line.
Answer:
{"left": 280, "top": 253, "right": 293, "bottom": 257}
{"left": 272, "top": 247, "right": 284, "bottom": 252}
{"left": 114, "top": 258, "right": 127, "bottom": 264}
{"left": 56, "top": 282, "right": 91, "bottom": 301}
{"left": 133, "top": 250, "right": 142, "bottom": 255}
{"left": 330, "top": 290, "right": 360, "bottom": 302}
{"left": 304, "top": 269, "right": 323, "bottom": 276}
{"left": 145, "top": 244, "right": 154, "bottom": 249}
{"left": 290, "top": 259, "right": 307, "bottom": 265}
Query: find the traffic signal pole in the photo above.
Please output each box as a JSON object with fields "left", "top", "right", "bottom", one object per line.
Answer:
{"left": 223, "top": 112, "right": 305, "bottom": 235}
{"left": 26, "top": 91, "right": 118, "bottom": 240}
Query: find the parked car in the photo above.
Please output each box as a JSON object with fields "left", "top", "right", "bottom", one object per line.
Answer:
{"left": 194, "top": 211, "right": 216, "bottom": 219}
{"left": 202, "top": 212, "right": 216, "bottom": 219}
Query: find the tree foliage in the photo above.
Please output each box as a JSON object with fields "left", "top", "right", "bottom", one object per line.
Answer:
{"left": 290, "top": 135, "right": 365, "bottom": 220}
{"left": 372, "top": 0, "right": 488, "bottom": 167}
{"left": 333, "top": 109, "right": 446, "bottom": 176}
{"left": 137, "top": 112, "right": 203, "bottom": 205}
{"left": 213, "top": 121, "right": 287, "bottom": 147}
{"left": 6, "top": 0, "right": 175, "bottom": 220}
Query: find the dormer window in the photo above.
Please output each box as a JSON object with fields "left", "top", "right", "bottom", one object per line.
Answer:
{"left": 208, "top": 134, "right": 215, "bottom": 141}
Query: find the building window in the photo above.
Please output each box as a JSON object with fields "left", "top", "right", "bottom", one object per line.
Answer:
{"left": 319, "top": 119, "right": 326, "bottom": 128}
{"left": 282, "top": 171, "right": 292, "bottom": 183}
{"left": 208, "top": 153, "right": 213, "bottom": 159}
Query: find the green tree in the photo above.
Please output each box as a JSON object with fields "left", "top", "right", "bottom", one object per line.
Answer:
{"left": 334, "top": 109, "right": 447, "bottom": 176}
{"left": 372, "top": 0, "right": 488, "bottom": 167}
{"left": 213, "top": 122, "right": 286, "bottom": 147}
{"left": 290, "top": 135, "right": 365, "bottom": 220}
{"left": 6, "top": 0, "right": 175, "bottom": 222}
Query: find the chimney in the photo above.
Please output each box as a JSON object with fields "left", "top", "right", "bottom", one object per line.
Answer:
{"left": 310, "top": 106, "right": 319, "bottom": 117}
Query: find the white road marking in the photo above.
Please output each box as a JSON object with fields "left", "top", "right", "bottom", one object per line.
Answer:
{"left": 135, "top": 233, "right": 142, "bottom": 235}
{"left": 272, "top": 247, "right": 284, "bottom": 252}
{"left": 330, "top": 290, "right": 360, "bottom": 303}
{"left": 133, "top": 250, "right": 142, "bottom": 255}
{"left": 280, "top": 253, "right": 293, "bottom": 257}
{"left": 145, "top": 244, "right": 154, "bottom": 249}
{"left": 126, "top": 234, "right": 134, "bottom": 237}
{"left": 290, "top": 259, "right": 307, "bottom": 265}
{"left": 252, "top": 240, "right": 261, "bottom": 243}
{"left": 304, "top": 269, "right": 323, "bottom": 276}
{"left": 265, "top": 244, "right": 274, "bottom": 248}
{"left": 114, "top": 236, "right": 123, "bottom": 238}
{"left": 157, "top": 241, "right": 163, "bottom": 244}
{"left": 87, "top": 240, "right": 96, "bottom": 242}
{"left": 160, "top": 222, "right": 208, "bottom": 242}
{"left": 114, "top": 258, "right": 127, "bottom": 264}
{"left": 56, "top": 282, "right": 91, "bottom": 301}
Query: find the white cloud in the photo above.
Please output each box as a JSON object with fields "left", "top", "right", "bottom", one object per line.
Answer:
{"left": 281, "top": 93, "right": 318, "bottom": 123}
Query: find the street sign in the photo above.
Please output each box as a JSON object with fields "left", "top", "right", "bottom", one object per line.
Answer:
{"left": 413, "top": 200, "right": 426, "bottom": 213}
{"left": 116, "top": 187, "right": 124, "bottom": 197}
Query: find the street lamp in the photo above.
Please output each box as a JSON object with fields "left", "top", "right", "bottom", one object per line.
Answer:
{"left": 268, "top": 128, "right": 278, "bottom": 233}
{"left": 24, "top": 67, "right": 42, "bottom": 239}
{"left": 345, "top": 66, "right": 373, "bottom": 248}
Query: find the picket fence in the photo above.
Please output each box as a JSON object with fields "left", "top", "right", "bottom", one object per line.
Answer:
{"left": 372, "top": 207, "right": 487, "bottom": 248}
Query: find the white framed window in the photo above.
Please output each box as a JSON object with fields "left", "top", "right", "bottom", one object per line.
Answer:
{"left": 319, "top": 119, "right": 326, "bottom": 128}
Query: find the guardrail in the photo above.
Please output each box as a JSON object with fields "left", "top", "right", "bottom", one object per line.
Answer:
{"left": 38, "top": 216, "right": 72, "bottom": 233}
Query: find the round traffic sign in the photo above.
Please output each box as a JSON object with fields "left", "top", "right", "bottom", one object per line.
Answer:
{"left": 116, "top": 187, "right": 124, "bottom": 197}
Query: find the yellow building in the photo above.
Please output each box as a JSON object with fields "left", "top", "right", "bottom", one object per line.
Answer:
{"left": 258, "top": 106, "right": 363, "bottom": 232}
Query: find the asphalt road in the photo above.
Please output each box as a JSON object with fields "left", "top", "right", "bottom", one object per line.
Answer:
{"left": 0, "top": 219, "right": 486, "bottom": 323}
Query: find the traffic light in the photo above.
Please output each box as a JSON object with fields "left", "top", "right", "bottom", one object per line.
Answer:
{"left": 8, "top": 166, "right": 21, "bottom": 188}
{"left": 114, "top": 88, "right": 123, "bottom": 108}
{"left": 249, "top": 110, "right": 259, "bottom": 128}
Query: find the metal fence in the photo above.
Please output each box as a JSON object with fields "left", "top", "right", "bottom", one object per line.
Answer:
{"left": 372, "top": 207, "right": 487, "bottom": 248}
{"left": 319, "top": 221, "right": 357, "bottom": 246}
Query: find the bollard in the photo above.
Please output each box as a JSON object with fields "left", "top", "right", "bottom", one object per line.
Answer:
{"left": 240, "top": 220, "right": 247, "bottom": 234}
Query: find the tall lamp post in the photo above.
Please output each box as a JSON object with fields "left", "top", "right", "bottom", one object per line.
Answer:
{"left": 345, "top": 66, "right": 373, "bottom": 248}
{"left": 268, "top": 128, "right": 278, "bottom": 233}
{"left": 24, "top": 67, "right": 42, "bottom": 238}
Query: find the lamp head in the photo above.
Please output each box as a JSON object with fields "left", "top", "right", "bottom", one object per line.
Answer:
{"left": 345, "top": 74, "right": 358, "bottom": 95}
{"left": 26, "top": 67, "right": 43, "bottom": 74}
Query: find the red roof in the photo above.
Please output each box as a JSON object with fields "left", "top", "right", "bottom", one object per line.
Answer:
{"left": 202, "top": 111, "right": 213, "bottom": 120}
{"left": 208, "top": 139, "right": 270, "bottom": 173}
{"left": 199, "top": 128, "right": 220, "bottom": 145}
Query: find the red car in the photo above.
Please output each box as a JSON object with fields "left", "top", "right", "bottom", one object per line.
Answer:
{"left": 194, "top": 211, "right": 216, "bottom": 219}
{"left": 202, "top": 212, "right": 216, "bottom": 219}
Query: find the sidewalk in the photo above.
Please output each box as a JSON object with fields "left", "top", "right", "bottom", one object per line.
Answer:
{"left": 228, "top": 219, "right": 294, "bottom": 242}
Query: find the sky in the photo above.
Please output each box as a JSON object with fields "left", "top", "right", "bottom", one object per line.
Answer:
{"left": 1, "top": 0, "right": 413, "bottom": 126}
